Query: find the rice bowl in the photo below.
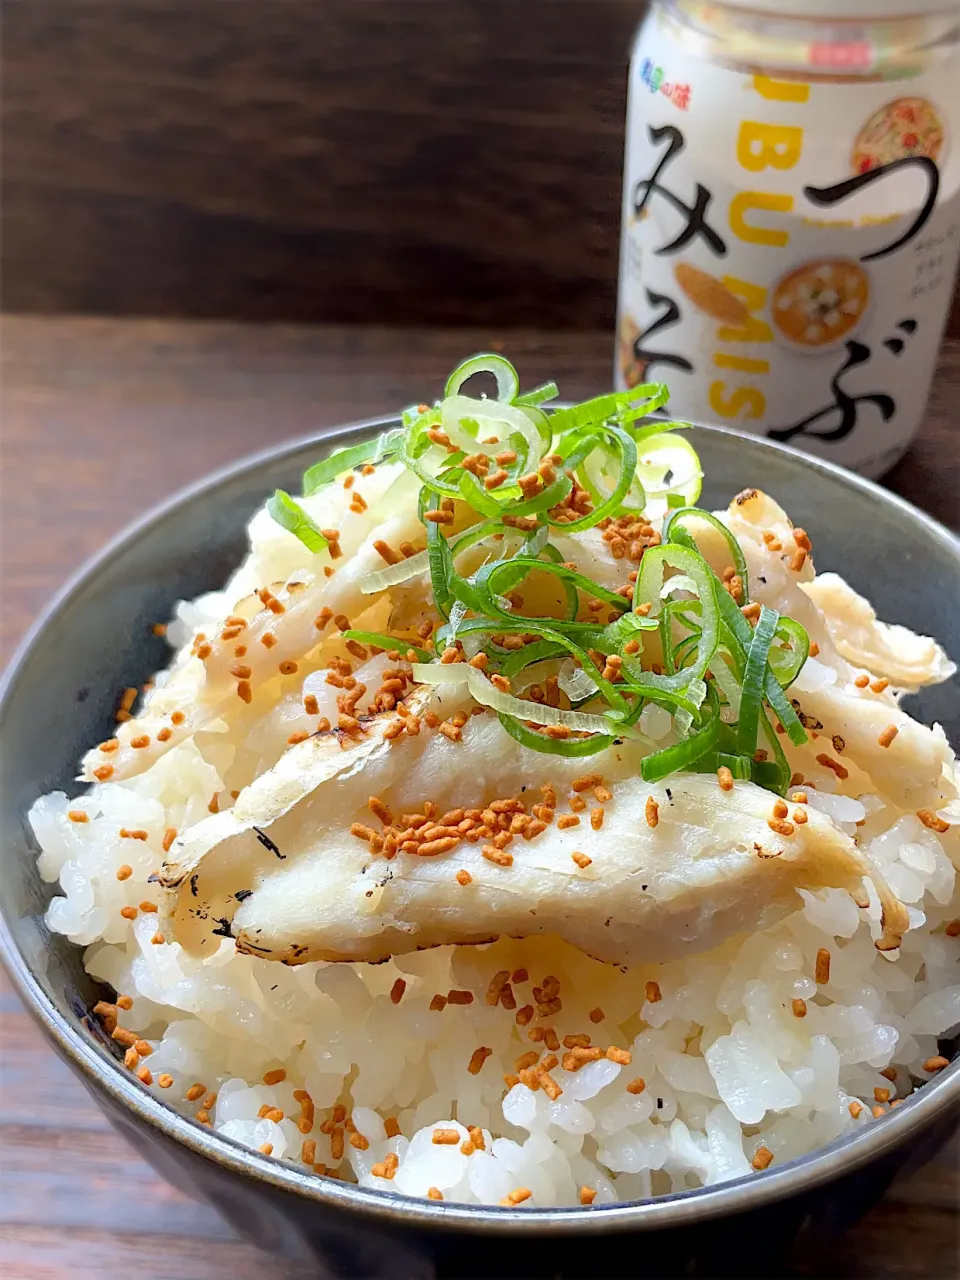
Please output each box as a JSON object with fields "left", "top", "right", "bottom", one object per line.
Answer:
{"left": 21, "top": 359, "right": 960, "bottom": 1213}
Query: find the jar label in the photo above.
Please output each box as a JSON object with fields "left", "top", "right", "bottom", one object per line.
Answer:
{"left": 616, "top": 15, "right": 960, "bottom": 475}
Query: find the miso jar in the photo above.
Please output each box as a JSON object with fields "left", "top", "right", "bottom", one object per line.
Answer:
{"left": 616, "top": 0, "right": 960, "bottom": 476}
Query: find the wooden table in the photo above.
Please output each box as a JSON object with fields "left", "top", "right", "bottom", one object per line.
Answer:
{"left": 1, "top": 317, "right": 957, "bottom": 1279}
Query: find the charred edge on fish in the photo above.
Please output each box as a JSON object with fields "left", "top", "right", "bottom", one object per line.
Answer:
{"left": 254, "top": 827, "right": 285, "bottom": 859}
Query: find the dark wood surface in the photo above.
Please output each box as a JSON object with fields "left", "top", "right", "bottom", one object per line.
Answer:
{"left": 5, "top": 0, "right": 958, "bottom": 337}
{"left": 0, "top": 317, "right": 958, "bottom": 1279}
{"left": 2, "top": 0, "right": 638, "bottom": 328}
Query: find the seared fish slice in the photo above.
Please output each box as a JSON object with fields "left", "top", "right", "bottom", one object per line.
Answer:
{"left": 802, "top": 572, "right": 956, "bottom": 691}
{"left": 160, "top": 688, "right": 906, "bottom": 967}
{"left": 789, "top": 681, "right": 956, "bottom": 812}
{"left": 80, "top": 467, "right": 424, "bottom": 785}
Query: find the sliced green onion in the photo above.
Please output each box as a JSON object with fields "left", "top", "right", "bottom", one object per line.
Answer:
{"left": 514, "top": 404, "right": 554, "bottom": 455}
{"left": 508, "top": 472, "right": 573, "bottom": 517}
{"left": 522, "top": 522, "right": 551, "bottom": 558}
{"left": 712, "top": 586, "right": 806, "bottom": 745}
{"left": 664, "top": 507, "right": 750, "bottom": 603}
{"left": 548, "top": 385, "right": 669, "bottom": 435}
{"left": 442, "top": 395, "right": 543, "bottom": 467}
{"left": 634, "top": 545, "right": 720, "bottom": 686}
{"left": 399, "top": 414, "right": 464, "bottom": 497}
{"left": 764, "top": 673, "right": 808, "bottom": 747}
{"left": 601, "top": 610, "right": 660, "bottom": 649}
{"left": 756, "top": 710, "right": 792, "bottom": 794}
{"left": 751, "top": 759, "right": 788, "bottom": 792}
{"left": 736, "top": 605, "right": 779, "bottom": 756}
{"left": 426, "top": 518, "right": 456, "bottom": 619}
{"left": 444, "top": 353, "right": 519, "bottom": 403}
{"left": 477, "top": 557, "right": 631, "bottom": 620}
{"left": 692, "top": 751, "right": 753, "bottom": 780}
{"left": 617, "top": 665, "right": 709, "bottom": 719}
{"left": 558, "top": 661, "right": 599, "bottom": 703}
{"left": 514, "top": 381, "right": 559, "bottom": 408}
{"left": 301, "top": 430, "right": 402, "bottom": 495}
{"left": 660, "top": 575, "right": 700, "bottom": 601}
{"left": 640, "top": 687, "right": 721, "bottom": 782}
{"left": 533, "top": 543, "right": 583, "bottom": 622}
{"left": 674, "top": 706, "right": 695, "bottom": 738}
{"left": 630, "top": 416, "right": 691, "bottom": 446}
{"left": 497, "top": 713, "right": 613, "bottom": 757}
{"left": 449, "top": 519, "right": 505, "bottom": 556}
{"left": 412, "top": 662, "right": 641, "bottom": 739}
{"left": 289, "top": 357, "right": 816, "bottom": 797}
{"left": 555, "top": 424, "right": 638, "bottom": 532}
{"left": 708, "top": 651, "right": 742, "bottom": 719}
{"left": 430, "top": 607, "right": 628, "bottom": 713}
{"left": 715, "top": 583, "right": 754, "bottom": 651}
{"left": 357, "top": 549, "right": 430, "bottom": 595}
{"left": 580, "top": 433, "right": 646, "bottom": 516}
{"left": 488, "top": 619, "right": 629, "bottom": 711}
{"left": 634, "top": 431, "right": 704, "bottom": 518}
{"left": 458, "top": 468, "right": 507, "bottom": 518}
{"left": 658, "top": 604, "right": 677, "bottom": 678}
{"left": 497, "top": 638, "right": 568, "bottom": 678}
{"left": 672, "top": 633, "right": 702, "bottom": 671}
{"left": 342, "top": 630, "right": 433, "bottom": 662}
{"left": 768, "top": 618, "right": 810, "bottom": 688}
{"left": 266, "top": 490, "right": 328, "bottom": 552}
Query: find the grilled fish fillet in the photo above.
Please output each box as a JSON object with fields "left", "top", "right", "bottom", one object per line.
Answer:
{"left": 160, "top": 685, "right": 906, "bottom": 966}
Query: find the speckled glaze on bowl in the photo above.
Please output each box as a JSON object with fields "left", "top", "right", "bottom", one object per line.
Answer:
{"left": 1, "top": 420, "right": 959, "bottom": 1279}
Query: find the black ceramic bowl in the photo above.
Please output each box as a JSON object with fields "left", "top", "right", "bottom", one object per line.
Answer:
{"left": 2, "top": 420, "right": 959, "bottom": 1279}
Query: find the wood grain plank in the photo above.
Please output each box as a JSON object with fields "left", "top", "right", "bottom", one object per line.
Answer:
{"left": 2, "top": 0, "right": 637, "bottom": 327}
{"left": 885, "top": 342, "right": 960, "bottom": 524}
{"left": 0, "top": 1002, "right": 108, "bottom": 1133}
{"left": 787, "top": 1201, "right": 960, "bottom": 1279}
{"left": 0, "top": 1224, "right": 318, "bottom": 1280}
{"left": 0, "top": 1123, "right": 235, "bottom": 1240}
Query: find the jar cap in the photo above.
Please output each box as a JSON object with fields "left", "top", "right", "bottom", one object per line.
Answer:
{"left": 715, "top": 1, "right": 954, "bottom": 17}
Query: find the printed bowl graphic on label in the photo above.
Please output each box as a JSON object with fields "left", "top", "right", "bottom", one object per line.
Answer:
{"left": 852, "top": 96, "right": 944, "bottom": 175}
{"left": 674, "top": 262, "right": 751, "bottom": 327}
{"left": 771, "top": 258, "right": 870, "bottom": 351}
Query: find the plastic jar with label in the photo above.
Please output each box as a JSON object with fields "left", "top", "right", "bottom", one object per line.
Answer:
{"left": 616, "top": 0, "right": 960, "bottom": 477}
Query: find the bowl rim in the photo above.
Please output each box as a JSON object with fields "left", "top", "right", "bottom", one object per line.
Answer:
{"left": 1, "top": 414, "right": 958, "bottom": 1236}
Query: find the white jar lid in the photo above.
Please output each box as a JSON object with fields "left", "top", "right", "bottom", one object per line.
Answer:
{"left": 714, "top": 1, "right": 955, "bottom": 18}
